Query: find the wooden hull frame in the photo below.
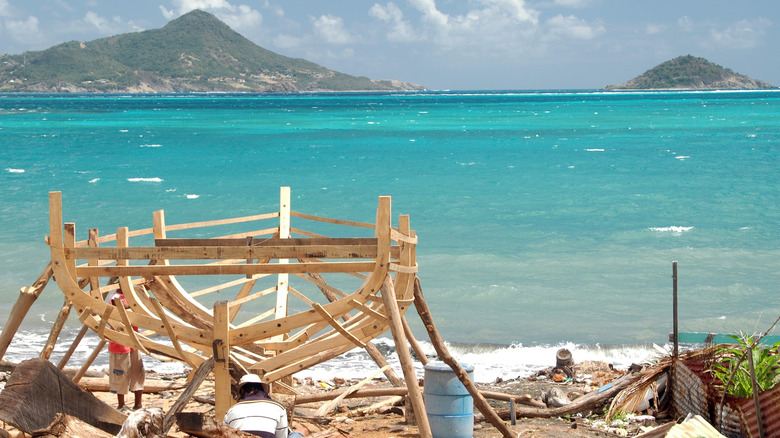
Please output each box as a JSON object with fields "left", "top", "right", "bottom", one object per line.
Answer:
{"left": 46, "top": 188, "right": 418, "bottom": 414}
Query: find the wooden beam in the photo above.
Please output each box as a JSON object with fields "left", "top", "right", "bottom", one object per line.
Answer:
{"left": 213, "top": 301, "right": 231, "bottom": 421}
{"left": 0, "top": 263, "right": 54, "bottom": 362}
{"left": 381, "top": 275, "right": 431, "bottom": 438}
{"left": 69, "top": 241, "right": 380, "bottom": 260}
{"left": 76, "top": 261, "right": 375, "bottom": 277}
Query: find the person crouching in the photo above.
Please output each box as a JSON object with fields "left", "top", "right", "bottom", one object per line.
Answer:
{"left": 223, "top": 374, "right": 306, "bottom": 438}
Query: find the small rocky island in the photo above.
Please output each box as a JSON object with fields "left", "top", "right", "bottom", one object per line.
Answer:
{"left": 605, "top": 55, "right": 774, "bottom": 90}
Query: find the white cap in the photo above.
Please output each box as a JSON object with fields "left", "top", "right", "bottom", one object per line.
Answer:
{"left": 237, "top": 373, "right": 270, "bottom": 393}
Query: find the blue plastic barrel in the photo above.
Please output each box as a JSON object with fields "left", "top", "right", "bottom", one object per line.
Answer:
{"left": 423, "top": 361, "right": 474, "bottom": 438}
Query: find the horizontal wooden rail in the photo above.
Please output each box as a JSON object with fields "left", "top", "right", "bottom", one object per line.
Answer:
{"left": 76, "top": 261, "right": 376, "bottom": 277}
{"left": 290, "top": 211, "right": 375, "bottom": 229}
{"left": 68, "top": 239, "right": 380, "bottom": 261}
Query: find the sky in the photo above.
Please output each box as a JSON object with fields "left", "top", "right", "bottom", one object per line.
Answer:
{"left": 0, "top": 0, "right": 777, "bottom": 90}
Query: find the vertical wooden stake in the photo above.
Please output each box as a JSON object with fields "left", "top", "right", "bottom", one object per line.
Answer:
{"left": 213, "top": 300, "right": 231, "bottom": 421}
{"left": 381, "top": 275, "right": 431, "bottom": 438}
{"left": 672, "top": 261, "right": 679, "bottom": 360}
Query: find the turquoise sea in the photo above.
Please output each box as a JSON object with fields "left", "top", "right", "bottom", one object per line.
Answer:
{"left": 1, "top": 90, "right": 779, "bottom": 381}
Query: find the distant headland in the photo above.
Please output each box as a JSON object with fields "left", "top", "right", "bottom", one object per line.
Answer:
{"left": 604, "top": 55, "right": 774, "bottom": 90}
{"left": 0, "top": 9, "right": 426, "bottom": 93}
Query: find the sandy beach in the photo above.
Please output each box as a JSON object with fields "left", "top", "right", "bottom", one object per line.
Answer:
{"left": 0, "top": 356, "right": 672, "bottom": 437}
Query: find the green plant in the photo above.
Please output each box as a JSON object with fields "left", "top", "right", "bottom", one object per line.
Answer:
{"left": 707, "top": 332, "right": 780, "bottom": 398}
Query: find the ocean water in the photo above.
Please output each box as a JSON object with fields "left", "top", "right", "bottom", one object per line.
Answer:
{"left": 1, "top": 90, "right": 779, "bottom": 382}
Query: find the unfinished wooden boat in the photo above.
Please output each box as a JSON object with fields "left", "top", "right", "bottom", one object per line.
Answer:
{"left": 45, "top": 188, "right": 417, "bottom": 401}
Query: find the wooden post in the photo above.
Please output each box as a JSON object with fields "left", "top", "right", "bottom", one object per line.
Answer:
{"left": 58, "top": 325, "right": 89, "bottom": 369}
{"left": 73, "top": 339, "right": 107, "bottom": 384}
{"left": 413, "top": 276, "right": 515, "bottom": 438}
{"left": 213, "top": 301, "right": 231, "bottom": 421}
{"left": 0, "top": 263, "right": 54, "bottom": 362}
{"left": 672, "top": 261, "right": 679, "bottom": 359}
{"left": 402, "top": 316, "right": 429, "bottom": 366}
{"left": 381, "top": 275, "right": 431, "bottom": 438}
{"left": 274, "top": 187, "right": 291, "bottom": 323}
{"left": 40, "top": 297, "right": 73, "bottom": 360}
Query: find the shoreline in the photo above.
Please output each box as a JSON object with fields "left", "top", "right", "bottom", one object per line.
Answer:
{"left": 1, "top": 353, "right": 671, "bottom": 437}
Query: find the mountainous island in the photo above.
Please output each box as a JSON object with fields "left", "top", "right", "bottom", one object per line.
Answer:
{"left": 0, "top": 10, "right": 425, "bottom": 93}
{"left": 604, "top": 55, "right": 774, "bottom": 90}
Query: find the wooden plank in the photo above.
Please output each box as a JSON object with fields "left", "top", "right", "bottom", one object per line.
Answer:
{"left": 213, "top": 301, "right": 231, "bottom": 421}
{"left": 69, "top": 243, "right": 379, "bottom": 260}
{"left": 0, "top": 263, "right": 54, "bottom": 362}
{"left": 381, "top": 274, "right": 431, "bottom": 438}
{"left": 76, "top": 261, "right": 376, "bottom": 277}
{"left": 0, "top": 358, "right": 126, "bottom": 435}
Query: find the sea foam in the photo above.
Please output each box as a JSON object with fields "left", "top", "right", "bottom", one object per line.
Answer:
{"left": 127, "top": 177, "right": 163, "bottom": 182}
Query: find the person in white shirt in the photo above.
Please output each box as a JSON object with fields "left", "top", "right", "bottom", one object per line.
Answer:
{"left": 223, "top": 374, "right": 306, "bottom": 438}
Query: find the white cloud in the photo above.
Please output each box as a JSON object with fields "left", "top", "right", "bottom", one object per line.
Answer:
{"left": 78, "top": 12, "right": 143, "bottom": 36}
{"left": 553, "top": 0, "right": 594, "bottom": 8}
{"left": 0, "top": 0, "right": 11, "bottom": 18}
{"left": 273, "top": 33, "right": 303, "bottom": 49}
{"left": 644, "top": 23, "right": 665, "bottom": 35}
{"left": 709, "top": 18, "right": 770, "bottom": 50}
{"left": 369, "top": 2, "right": 419, "bottom": 43}
{"left": 677, "top": 16, "right": 694, "bottom": 32}
{"left": 5, "top": 15, "right": 41, "bottom": 44}
{"left": 312, "top": 14, "right": 352, "bottom": 44}
{"left": 159, "top": 0, "right": 262, "bottom": 30}
{"left": 544, "top": 14, "right": 604, "bottom": 40}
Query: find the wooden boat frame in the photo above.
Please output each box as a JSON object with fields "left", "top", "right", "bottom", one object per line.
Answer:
{"left": 44, "top": 187, "right": 418, "bottom": 417}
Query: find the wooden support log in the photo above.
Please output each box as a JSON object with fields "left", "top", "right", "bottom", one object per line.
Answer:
{"left": 57, "top": 325, "right": 88, "bottom": 369}
{"left": 380, "top": 275, "right": 431, "bottom": 438}
{"left": 0, "top": 358, "right": 126, "bottom": 435}
{"left": 115, "top": 408, "right": 165, "bottom": 438}
{"left": 478, "top": 390, "right": 547, "bottom": 408}
{"left": 0, "top": 263, "right": 54, "bottom": 362}
{"left": 40, "top": 298, "right": 73, "bottom": 361}
{"left": 162, "top": 357, "right": 215, "bottom": 435}
{"left": 413, "top": 276, "right": 515, "bottom": 438}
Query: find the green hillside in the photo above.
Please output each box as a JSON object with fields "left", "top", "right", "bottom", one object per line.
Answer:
{"left": 605, "top": 55, "right": 773, "bottom": 90}
{"left": 0, "top": 10, "right": 424, "bottom": 93}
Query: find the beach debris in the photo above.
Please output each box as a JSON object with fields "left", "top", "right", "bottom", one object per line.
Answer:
{"left": 607, "top": 359, "right": 671, "bottom": 420}
{"left": 0, "top": 358, "right": 126, "bottom": 435}
{"left": 116, "top": 408, "right": 164, "bottom": 438}
{"left": 541, "top": 387, "right": 571, "bottom": 408}
{"left": 29, "top": 413, "right": 113, "bottom": 438}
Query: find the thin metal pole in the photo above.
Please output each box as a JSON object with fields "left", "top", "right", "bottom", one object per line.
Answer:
{"left": 746, "top": 346, "right": 765, "bottom": 438}
{"left": 672, "top": 261, "right": 679, "bottom": 359}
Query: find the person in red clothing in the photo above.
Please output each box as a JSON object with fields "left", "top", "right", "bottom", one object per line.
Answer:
{"left": 108, "top": 287, "right": 145, "bottom": 412}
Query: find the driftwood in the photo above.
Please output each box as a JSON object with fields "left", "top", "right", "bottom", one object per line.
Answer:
{"left": 0, "top": 358, "right": 126, "bottom": 435}
{"left": 30, "top": 413, "right": 113, "bottom": 438}
{"left": 116, "top": 408, "right": 164, "bottom": 438}
{"left": 413, "top": 277, "right": 515, "bottom": 438}
{"left": 175, "top": 412, "right": 259, "bottom": 438}
{"left": 314, "top": 365, "right": 390, "bottom": 417}
{"left": 162, "top": 357, "right": 215, "bottom": 434}
{"left": 477, "top": 371, "right": 644, "bottom": 421}
{"left": 77, "top": 377, "right": 186, "bottom": 393}
{"left": 479, "top": 390, "right": 547, "bottom": 408}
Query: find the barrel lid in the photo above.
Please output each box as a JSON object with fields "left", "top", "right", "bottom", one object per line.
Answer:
{"left": 424, "top": 361, "right": 474, "bottom": 373}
